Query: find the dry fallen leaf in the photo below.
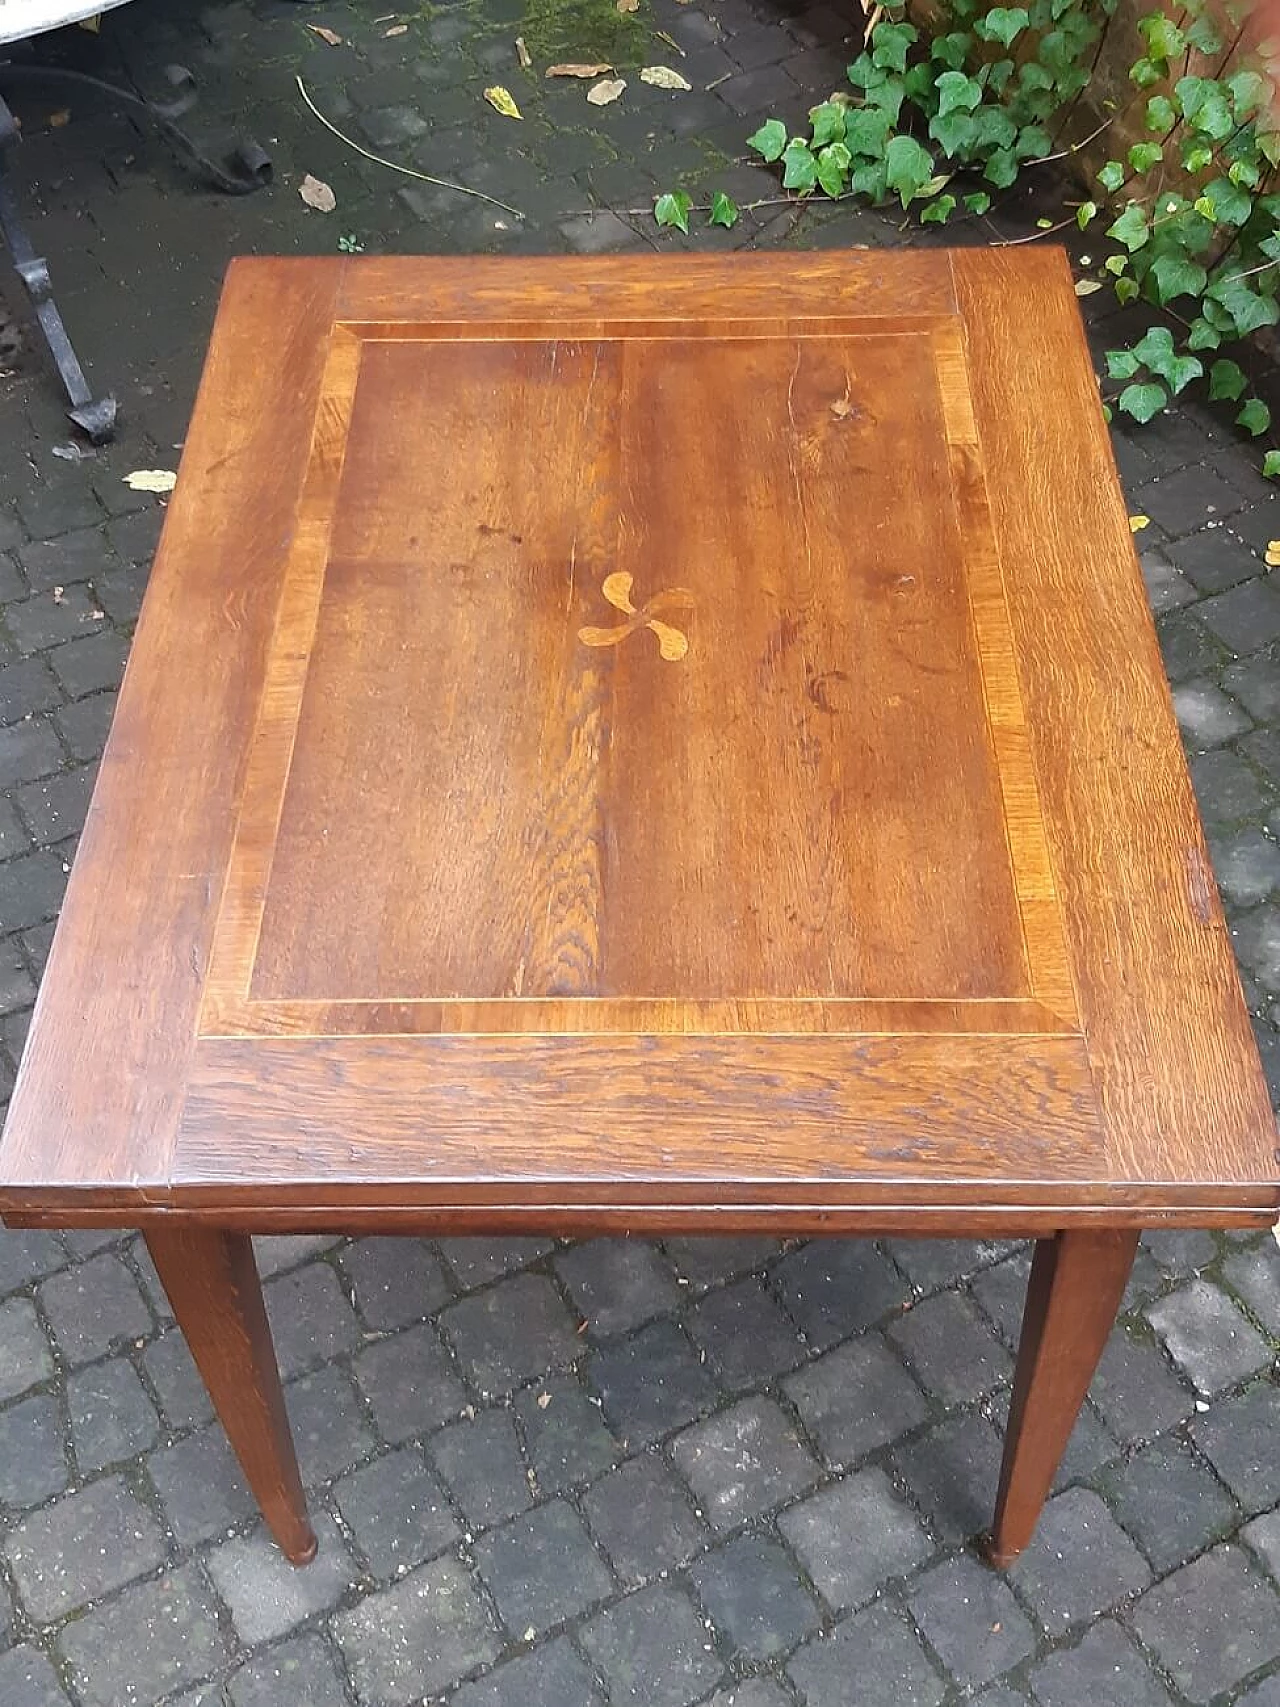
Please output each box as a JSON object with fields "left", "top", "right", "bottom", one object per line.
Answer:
{"left": 1074, "top": 278, "right": 1104, "bottom": 296}
{"left": 48, "top": 109, "right": 71, "bottom": 128}
{"left": 617, "top": 0, "right": 640, "bottom": 12}
{"left": 1129, "top": 515, "right": 1150, "bottom": 532}
{"left": 299, "top": 173, "right": 337, "bottom": 212}
{"left": 484, "top": 85, "right": 523, "bottom": 118}
{"left": 515, "top": 34, "right": 532, "bottom": 67}
{"left": 52, "top": 585, "right": 65, "bottom": 604}
{"left": 383, "top": 22, "right": 408, "bottom": 35}
{"left": 306, "top": 24, "right": 343, "bottom": 45}
{"left": 586, "top": 76, "right": 627, "bottom": 104}
{"left": 830, "top": 397, "right": 854, "bottom": 420}
{"left": 546, "top": 61, "right": 614, "bottom": 77}
{"left": 536, "top": 1391, "right": 552, "bottom": 1409}
{"left": 123, "top": 469, "right": 178, "bottom": 494}
{"left": 641, "top": 64, "right": 691, "bottom": 89}
{"left": 1267, "top": 539, "right": 1280, "bottom": 567}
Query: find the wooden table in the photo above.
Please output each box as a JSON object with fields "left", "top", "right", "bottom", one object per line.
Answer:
{"left": 2, "top": 252, "right": 1275, "bottom": 1570}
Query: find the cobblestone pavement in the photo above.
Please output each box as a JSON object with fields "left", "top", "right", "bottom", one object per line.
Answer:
{"left": 0, "top": 2, "right": 1279, "bottom": 1704}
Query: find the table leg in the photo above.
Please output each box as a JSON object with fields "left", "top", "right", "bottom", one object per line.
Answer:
{"left": 145, "top": 1226, "right": 316, "bottom": 1565}
{"left": 988, "top": 1228, "right": 1138, "bottom": 1566}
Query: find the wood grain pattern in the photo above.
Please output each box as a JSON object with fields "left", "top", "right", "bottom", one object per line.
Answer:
{"left": 952, "top": 247, "right": 1278, "bottom": 1191}
{"left": 333, "top": 252, "right": 957, "bottom": 325}
{"left": 175, "top": 1034, "right": 1105, "bottom": 1193}
{"left": 0, "top": 258, "right": 343, "bottom": 1195}
{"left": 146, "top": 1227, "right": 315, "bottom": 1564}
{"left": 1, "top": 251, "right": 1274, "bottom": 1232}
{"left": 989, "top": 1228, "right": 1138, "bottom": 1564}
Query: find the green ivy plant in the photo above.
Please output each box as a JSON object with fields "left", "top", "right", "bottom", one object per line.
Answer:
{"left": 656, "top": 0, "right": 1280, "bottom": 467}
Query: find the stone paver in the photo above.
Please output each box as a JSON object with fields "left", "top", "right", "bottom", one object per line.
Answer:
{"left": 0, "top": 3, "right": 1277, "bottom": 1703}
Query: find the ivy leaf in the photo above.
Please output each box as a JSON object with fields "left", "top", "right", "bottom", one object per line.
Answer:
{"left": 1118, "top": 381, "right": 1168, "bottom": 423}
{"left": 653, "top": 190, "right": 692, "bottom": 233}
{"left": 1201, "top": 177, "right": 1253, "bottom": 227}
{"left": 1263, "top": 450, "right": 1280, "bottom": 479}
{"left": 1098, "top": 160, "right": 1126, "bottom": 192}
{"left": 781, "top": 138, "right": 819, "bottom": 192}
{"left": 884, "top": 133, "right": 935, "bottom": 207}
{"left": 1139, "top": 13, "right": 1185, "bottom": 60}
{"left": 1128, "top": 141, "right": 1163, "bottom": 173}
{"left": 1186, "top": 317, "right": 1221, "bottom": 351}
{"left": 845, "top": 107, "right": 892, "bottom": 156}
{"left": 708, "top": 190, "right": 739, "bottom": 228}
{"left": 1077, "top": 200, "right": 1097, "bottom": 230}
{"left": 1209, "top": 359, "right": 1248, "bottom": 401}
{"left": 1149, "top": 253, "right": 1208, "bottom": 303}
{"left": 929, "top": 111, "right": 978, "bottom": 157}
{"left": 1104, "top": 254, "right": 1128, "bottom": 276}
{"left": 1145, "top": 94, "right": 1175, "bottom": 132}
{"left": 816, "top": 142, "right": 851, "bottom": 196}
{"left": 976, "top": 6, "right": 1029, "bottom": 47}
{"left": 1186, "top": 12, "right": 1224, "bottom": 53}
{"left": 747, "top": 118, "right": 787, "bottom": 162}
{"left": 983, "top": 147, "right": 1019, "bottom": 188}
{"left": 1206, "top": 276, "right": 1280, "bottom": 336}
{"left": 1106, "top": 348, "right": 1141, "bottom": 380}
{"left": 971, "top": 106, "right": 1017, "bottom": 151}
{"left": 809, "top": 101, "right": 846, "bottom": 148}
{"left": 920, "top": 193, "right": 957, "bottom": 225}
{"left": 1176, "top": 75, "right": 1234, "bottom": 140}
{"left": 870, "top": 20, "right": 916, "bottom": 73}
{"left": 849, "top": 160, "right": 888, "bottom": 200}
{"left": 1228, "top": 69, "right": 1269, "bottom": 121}
{"left": 1182, "top": 141, "right": 1214, "bottom": 173}
{"left": 1116, "top": 276, "right": 1141, "bottom": 305}
{"left": 1130, "top": 56, "right": 1164, "bottom": 89}
{"left": 931, "top": 31, "right": 971, "bottom": 68}
{"left": 1260, "top": 128, "right": 1280, "bottom": 168}
{"left": 963, "top": 190, "right": 991, "bottom": 214}
{"left": 935, "top": 70, "right": 982, "bottom": 115}
{"left": 1015, "top": 123, "right": 1051, "bottom": 160}
{"left": 1238, "top": 398, "right": 1272, "bottom": 436}
{"left": 1107, "top": 204, "right": 1150, "bottom": 251}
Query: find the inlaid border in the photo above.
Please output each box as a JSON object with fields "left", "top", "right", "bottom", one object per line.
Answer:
{"left": 200, "top": 318, "right": 1080, "bottom": 1040}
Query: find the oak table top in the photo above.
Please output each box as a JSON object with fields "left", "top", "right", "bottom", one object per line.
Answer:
{"left": 1, "top": 249, "right": 1277, "bottom": 1238}
{"left": 3, "top": 250, "right": 1275, "bottom": 1570}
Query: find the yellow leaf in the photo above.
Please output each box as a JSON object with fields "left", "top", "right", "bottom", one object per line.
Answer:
{"left": 617, "top": 0, "right": 640, "bottom": 12}
{"left": 306, "top": 24, "right": 344, "bottom": 44}
{"left": 515, "top": 35, "right": 532, "bottom": 67}
{"left": 546, "top": 61, "right": 614, "bottom": 77}
{"left": 1074, "top": 279, "right": 1104, "bottom": 296}
{"left": 1129, "top": 515, "right": 1150, "bottom": 532}
{"left": 298, "top": 173, "right": 337, "bottom": 213}
{"left": 1266, "top": 539, "right": 1280, "bottom": 566}
{"left": 640, "top": 64, "right": 691, "bottom": 89}
{"left": 78, "top": 14, "right": 100, "bottom": 31}
{"left": 484, "top": 85, "right": 523, "bottom": 118}
{"left": 383, "top": 22, "right": 408, "bottom": 34}
{"left": 586, "top": 77, "right": 627, "bottom": 104}
{"left": 123, "top": 469, "right": 178, "bottom": 494}
{"left": 48, "top": 109, "right": 71, "bottom": 128}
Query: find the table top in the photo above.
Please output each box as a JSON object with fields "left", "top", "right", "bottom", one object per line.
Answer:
{"left": 2, "top": 251, "right": 1276, "bottom": 1233}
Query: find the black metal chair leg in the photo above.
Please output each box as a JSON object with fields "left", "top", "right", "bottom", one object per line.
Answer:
{"left": 0, "top": 98, "right": 116, "bottom": 441}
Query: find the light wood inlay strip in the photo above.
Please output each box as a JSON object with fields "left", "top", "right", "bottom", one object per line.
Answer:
{"left": 201, "top": 328, "right": 363, "bottom": 1023}
{"left": 198, "top": 995, "right": 1074, "bottom": 1039}
{"left": 932, "top": 323, "right": 1080, "bottom": 1026}
{"left": 343, "top": 315, "right": 957, "bottom": 344}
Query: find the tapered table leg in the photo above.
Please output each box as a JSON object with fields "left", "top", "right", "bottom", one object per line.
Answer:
{"left": 989, "top": 1228, "right": 1138, "bottom": 1566}
{"left": 146, "top": 1226, "right": 316, "bottom": 1565}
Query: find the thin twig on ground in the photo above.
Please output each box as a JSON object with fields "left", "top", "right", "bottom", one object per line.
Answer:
{"left": 295, "top": 76, "right": 525, "bottom": 219}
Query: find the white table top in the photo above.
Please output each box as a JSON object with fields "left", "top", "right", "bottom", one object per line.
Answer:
{"left": 0, "top": 0, "right": 134, "bottom": 46}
